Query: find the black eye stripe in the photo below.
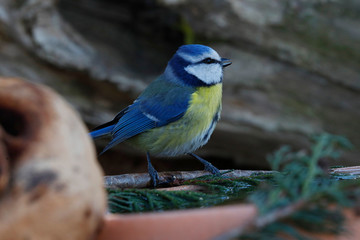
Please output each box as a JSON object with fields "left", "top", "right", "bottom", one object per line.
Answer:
{"left": 200, "top": 58, "right": 219, "bottom": 64}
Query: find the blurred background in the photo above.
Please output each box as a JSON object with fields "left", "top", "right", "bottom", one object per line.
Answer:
{"left": 0, "top": 0, "right": 359, "bottom": 175}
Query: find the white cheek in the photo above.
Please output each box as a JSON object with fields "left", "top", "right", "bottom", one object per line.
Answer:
{"left": 184, "top": 64, "right": 223, "bottom": 85}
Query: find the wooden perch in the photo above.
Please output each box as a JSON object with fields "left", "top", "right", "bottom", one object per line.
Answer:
{"left": 330, "top": 166, "right": 360, "bottom": 177}
{"left": 104, "top": 169, "right": 272, "bottom": 189}
{"left": 104, "top": 166, "right": 360, "bottom": 189}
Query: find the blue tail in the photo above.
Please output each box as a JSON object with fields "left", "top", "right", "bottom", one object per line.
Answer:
{"left": 89, "top": 125, "right": 114, "bottom": 139}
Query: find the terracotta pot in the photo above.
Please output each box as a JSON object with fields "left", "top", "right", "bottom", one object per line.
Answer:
{"left": 97, "top": 203, "right": 360, "bottom": 240}
{"left": 98, "top": 204, "right": 257, "bottom": 240}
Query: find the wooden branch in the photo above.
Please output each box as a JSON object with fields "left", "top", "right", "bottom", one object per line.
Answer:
{"left": 330, "top": 166, "right": 360, "bottom": 177}
{"left": 104, "top": 166, "right": 360, "bottom": 189}
{"left": 157, "top": 185, "right": 208, "bottom": 192}
{"left": 104, "top": 169, "right": 272, "bottom": 189}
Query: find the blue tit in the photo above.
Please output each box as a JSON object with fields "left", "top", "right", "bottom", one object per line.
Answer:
{"left": 90, "top": 44, "right": 231, "bottom": 186}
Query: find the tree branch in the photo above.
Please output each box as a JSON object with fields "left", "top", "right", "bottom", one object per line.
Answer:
{"left": 104, "top": 169, "right": 272, "bottom": 189}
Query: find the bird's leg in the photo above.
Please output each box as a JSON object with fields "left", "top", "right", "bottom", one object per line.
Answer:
{"left": 147, "top": 152, "right": 159, "bottom": 187}
{"left": 188, "top": 153, "right": 220, "bottom": 175}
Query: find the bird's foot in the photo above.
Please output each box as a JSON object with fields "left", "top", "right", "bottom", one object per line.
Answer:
{"left": 148, "top": 165, "right": 160, "bottom": 188}
{"left": 203, "top": 161, "right": 221, "bottom": 175}
{"left": 147, "top": 152, "right": 160, "bottom": 187}
{"left": 188, "top": 153, "right": 221, "bottom": 175}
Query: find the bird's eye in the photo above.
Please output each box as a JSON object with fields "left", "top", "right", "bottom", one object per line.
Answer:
{"left": 202, "top": 58, "right": 216, "bottom": 64}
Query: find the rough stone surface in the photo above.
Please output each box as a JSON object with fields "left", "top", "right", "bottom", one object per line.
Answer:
{"left": 0, "top": 0, "right": 359, "bottom": 171}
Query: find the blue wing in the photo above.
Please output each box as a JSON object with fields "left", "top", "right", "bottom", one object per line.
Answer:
{"left": 89, "top": 107, "right": 129, "bottom": 139}
{"left": 94, "top": 76, "right": 195, "bottom": 154}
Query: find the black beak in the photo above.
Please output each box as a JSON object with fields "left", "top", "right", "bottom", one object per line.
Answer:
{"left": 221, "top": 58, "right": 232, "bottom": 68}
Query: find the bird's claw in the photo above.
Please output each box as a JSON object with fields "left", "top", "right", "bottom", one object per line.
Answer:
{"left": 204, "top": 163, "right": 221, "bottom": 175}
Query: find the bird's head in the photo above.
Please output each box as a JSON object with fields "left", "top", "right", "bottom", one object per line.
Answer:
{"left": 164, "top": 44, "right": 231, "bottom": 87}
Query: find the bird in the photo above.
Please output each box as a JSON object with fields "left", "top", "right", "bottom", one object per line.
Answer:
{"left": 90, "top": 44, "right": 232, "bottom": 186}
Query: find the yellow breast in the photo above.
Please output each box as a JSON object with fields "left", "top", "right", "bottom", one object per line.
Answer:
{"left": 185, "top": 83, "right": 222, "bottom": 130}
{"left": 129, "top": 83, "right": 223, "bottom": 156}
